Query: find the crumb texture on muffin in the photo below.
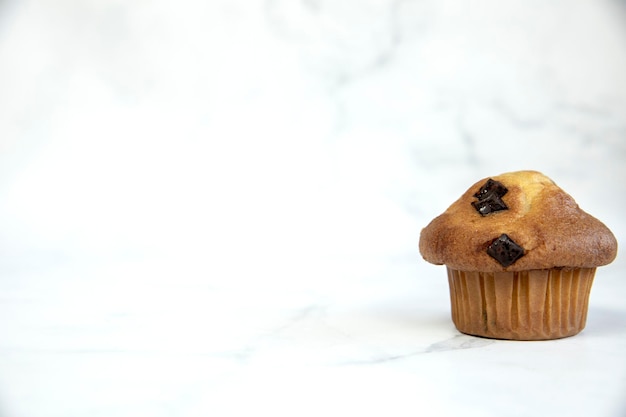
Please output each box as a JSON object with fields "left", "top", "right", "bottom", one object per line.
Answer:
{"left": 419, "top": 171, "right": 618, "bottom": 272}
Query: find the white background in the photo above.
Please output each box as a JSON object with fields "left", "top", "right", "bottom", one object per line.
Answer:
{"left": 0, "top": 0, "right": 625, "bottom": 416}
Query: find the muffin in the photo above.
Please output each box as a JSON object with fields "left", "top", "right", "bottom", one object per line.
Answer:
{"left": 419, "top": 171, "right": 617, "bottom": 340}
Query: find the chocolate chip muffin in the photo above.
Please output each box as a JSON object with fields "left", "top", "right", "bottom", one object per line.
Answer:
{"left": 419, "top": 171, "right": 617, "bottom": 340}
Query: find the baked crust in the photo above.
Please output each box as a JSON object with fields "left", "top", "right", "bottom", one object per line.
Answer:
{"left": 419, "top": 171, "right": 618, "bottom": 272}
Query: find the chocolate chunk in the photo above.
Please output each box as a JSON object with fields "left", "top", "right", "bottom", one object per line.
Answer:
{"left": 472, "top": 195, "right": 508, "bottom": 216}
{"left": 487, "top": 234, "right": 525, "bottom": 267}
{"left": 472, "top": 179, "right": 508, "bottom": 216}
{"left": 474, "top": 179, "right": 508, "bottom": 200}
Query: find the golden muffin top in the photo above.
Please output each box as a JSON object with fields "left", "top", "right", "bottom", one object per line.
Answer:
{"left": 419, "top": 171, "right": 617, "bottom": 272}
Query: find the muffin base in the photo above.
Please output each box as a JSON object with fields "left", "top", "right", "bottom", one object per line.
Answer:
{"left": 447, "top": 267, "right": 596, "bottom": 340}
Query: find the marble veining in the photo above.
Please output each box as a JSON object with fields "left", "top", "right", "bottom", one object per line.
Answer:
{"left": 0, "top": 0, "right": 626, "bottom": 416}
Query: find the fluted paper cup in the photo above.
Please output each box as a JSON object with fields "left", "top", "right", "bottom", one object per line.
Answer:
{"left": 446, "top": 267, "right": 596, "bottom": 340}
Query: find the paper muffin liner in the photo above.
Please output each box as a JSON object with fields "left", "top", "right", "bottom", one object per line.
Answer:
{"left": 446, "top": 267, "right": 596, "bottom": 340}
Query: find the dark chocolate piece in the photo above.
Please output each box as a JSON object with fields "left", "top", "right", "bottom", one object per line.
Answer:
{"left": 473, "top": 179, "right": 508, "bottom": 200}
{"left": 487, "top": 234, "right": 525, "bottom": 267}
{"left": 472, "top": 195, "right": 508, "bottom": 216}
{"left": 472, "top": 179, "right": 509, "bottom": 216}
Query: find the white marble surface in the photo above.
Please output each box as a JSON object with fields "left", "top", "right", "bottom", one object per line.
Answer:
{"left": 1, "top": 0, "right": 626, "bottom": 416}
